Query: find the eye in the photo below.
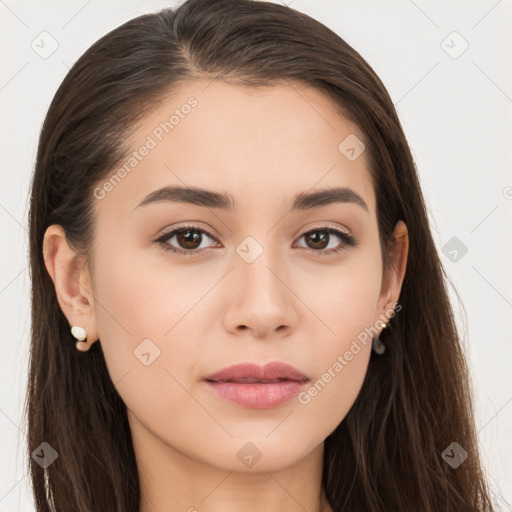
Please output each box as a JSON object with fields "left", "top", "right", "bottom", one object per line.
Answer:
{"left": 294, "top": 225, "right": 358, "bottom": 255}
{"left": 155, "top": 224, "right": 219, "bottom": 256}
{"left": 155, "top": 223, "right": 358, "bottom": 256}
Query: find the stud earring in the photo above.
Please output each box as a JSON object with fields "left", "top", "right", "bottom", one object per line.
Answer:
{"left": 71, "top": 326, "right": 91, "bottom": 352}
{"left": 372, "top": 321, "right": 388, "bottom": 355}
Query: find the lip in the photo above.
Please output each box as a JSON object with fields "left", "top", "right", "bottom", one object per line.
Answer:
{"left": 204, "top": 361, "right": 309, "bottom": 409}
{"left": 204, "top": 361, "right": 309, "bottom": 383}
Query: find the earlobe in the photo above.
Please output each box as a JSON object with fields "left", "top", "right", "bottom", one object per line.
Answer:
{"left": 42, "top": 224, "right": 99, "bottom": 350}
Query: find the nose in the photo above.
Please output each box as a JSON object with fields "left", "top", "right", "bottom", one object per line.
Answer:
{"left": 222, "top": 246, "right": 299, "bottom": 339}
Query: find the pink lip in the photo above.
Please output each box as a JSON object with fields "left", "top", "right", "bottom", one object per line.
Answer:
{"left": 204, "top": 361, "right": 309, "bottom": 383}
{"left": 204, "top": 362, "right": 309, "bottom": 409}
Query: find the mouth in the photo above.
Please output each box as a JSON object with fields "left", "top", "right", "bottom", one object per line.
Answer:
{"left": 203, "top": 361, "right": 309, "bottom": 409}
{"left": 204, "top": 361, "right": 309, "bottom": 384}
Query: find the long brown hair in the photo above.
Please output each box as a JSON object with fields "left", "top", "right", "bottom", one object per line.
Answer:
{"left": 26, "top": 0, "right": 504, "bottom": 510}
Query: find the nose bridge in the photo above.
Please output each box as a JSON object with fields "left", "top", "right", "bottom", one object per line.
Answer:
{"left": 235, "top": 232, "right": 285, "bottom": 301}
{"left": 228, "top": 232, "right": 296, "bottom": 334}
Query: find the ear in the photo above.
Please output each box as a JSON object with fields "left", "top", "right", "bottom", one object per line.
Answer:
{"left": 42, "top": 224, "right": 99, "bottom": 351}
{"left": 374, "top": 220, "right": 409, "bottom": 330}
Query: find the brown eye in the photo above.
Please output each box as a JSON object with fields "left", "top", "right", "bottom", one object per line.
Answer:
{"left": 155, "top": 224, "right": 357, "bottom": 257}
{"left": 303, "top": 231, "right": 330, "bottom": 250}
{"left": 174, "top": 229, "right": 203, "bottom": 250}
{"left": 156, "top": 226, "right": 219, "bottom": 255}
{"left": 295, "top": 227, "right": 357, "bottom": 255}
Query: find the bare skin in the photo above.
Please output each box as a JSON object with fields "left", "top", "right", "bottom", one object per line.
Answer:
{"left": 43, "top": 79, "right": 408, "bottom": 512}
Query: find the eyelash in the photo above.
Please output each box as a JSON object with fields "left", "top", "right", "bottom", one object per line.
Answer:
{"left": 155, "top": 223, "right": 358, "bottom": 257}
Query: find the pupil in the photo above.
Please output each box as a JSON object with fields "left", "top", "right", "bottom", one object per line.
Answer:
{"left": 178, "top": 230, "right": 201, "bottom": 249}
{"left": 307, "top": 231, "right": 328, "bottom": 249}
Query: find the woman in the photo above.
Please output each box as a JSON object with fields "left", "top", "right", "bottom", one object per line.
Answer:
{"left": 26, "top": 0, "right": 502, "bottom": 510}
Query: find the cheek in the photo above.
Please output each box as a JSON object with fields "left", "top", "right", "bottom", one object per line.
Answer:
{"left": 90, "top": 240, "right": 215, "bottom": 399}
{"left": 90, "top": 248, "right": 205, "bottom": 445}
{"left": 89, "top": 238, "right": 173, "bottom": 382}
{"left": 304, "top": 251, "right": 383, "bottom": 350}
{"left": 293, "top": 256, "right": 382, "bottom": 429}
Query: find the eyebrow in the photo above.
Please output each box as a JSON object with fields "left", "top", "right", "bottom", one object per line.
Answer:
{"left": 134, "top": 185, "right": 369, "bottom": 212}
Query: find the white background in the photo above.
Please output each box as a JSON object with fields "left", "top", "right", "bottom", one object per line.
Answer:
{"left": 1, "top": 1, "right": 511, "bottom": 510}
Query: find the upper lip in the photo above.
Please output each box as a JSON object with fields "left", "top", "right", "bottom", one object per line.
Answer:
{"left": 204, "top": 361, "right": 309, "bottom": 383}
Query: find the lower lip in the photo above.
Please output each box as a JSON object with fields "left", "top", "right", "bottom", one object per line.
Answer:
{"left": 205, "top": 380, "right": 308, "bottom": 409}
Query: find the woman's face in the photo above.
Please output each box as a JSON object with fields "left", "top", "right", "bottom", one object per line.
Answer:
{"left": 79, "top": 80, "right": 406, "bottom": 472}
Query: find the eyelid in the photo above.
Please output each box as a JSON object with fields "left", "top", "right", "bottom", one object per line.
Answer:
{"left": 299, "top": 221, "right": 352, "bottom": 237}
{"left": 155, "top": 221, "right": 218, "bottom": 240}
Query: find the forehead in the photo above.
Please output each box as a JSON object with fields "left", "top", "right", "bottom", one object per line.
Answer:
{"left": 95, "top": 79, "right": 376, "bottom": 219}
